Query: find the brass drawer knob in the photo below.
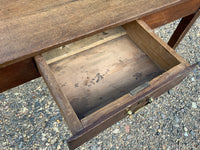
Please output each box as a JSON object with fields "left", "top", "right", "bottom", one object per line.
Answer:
{"left": 148, "top": 97, "right": 154, "bottom": 103}
{"left": 127, "top": 110, "right": 133, "bottom": 115}
{"left": 127, "top": 110, "right": 133, "bottom": 119}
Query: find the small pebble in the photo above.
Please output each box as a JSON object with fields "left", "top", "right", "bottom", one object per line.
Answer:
{"left": 193, "top": 68, "right": 197, "bottom": 73}
{"left": 168, "top": 90, "right": 173, "bottom": 95}
{"left": 175, "top": 117, "right": 179, "bottom": 122}
{"left": 19, "top": 141, "right": 23, "bottom": 149}
{"left": 192, "top": 102, "right": 197, "bottom": 109}
{"left": 46, "top": 143, "right": 50, "bottom": 146}
{"left": 20, "top": 107, "right": 28, "bottom": 114}
{"left": 184, "top": 127, "right": 188, "bottom": 132}
{"left": 57, "top": 145, "right": 61, "bottom": 149}
{"left": 113, "top": 129, "right": 120, "bottom": 134}
{"left": 39, "top": 114, "right": 43, "bottom": 118}
{"left": 197, "top": 32, "right": 200, "bottom": 37}
{"left": 0, "top": 94, "right": 5, "bottom": 100}
{"left": 125, "top": 125, "right": 130, "bottom": 133}
{"left": 14, "top": 93, "right": 21, "bottom": 96}
{"left": 127, "top": 135, "right": 133, "bottom": 140}
{"left": 189, "top": 130, "right": 194, "bottom": 135}
{"left": 96, "top": 146, "right": 101, "bottom": 150}
{"left": 174, "top": 124, "right": 179, "bottom": 128}
{"left": 163, "top": 145, "right": 166, "bottom": 150}
{"left": 53, "top": 127, "right": 59, "bottom": 132}
{"left": 189, "top": 35, "right": 193, "bottom": 40}
{"left": 91, "top": 145, "right": 97, "bottom": 150}
{"left": 41, "top": 133, "right": 46, "bottom": 141}
{"left": 156, "top": 132, "right": 160, "bottom": 136}
{"left": 184, "top": 132, "right": 188, "bottom": 137}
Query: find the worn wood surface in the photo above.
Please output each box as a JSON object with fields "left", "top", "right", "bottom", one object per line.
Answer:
{"left": 142, "top": 0, "right": 200, "bottom": 29}
{"left": 123, "top": 20, "right": 183, "bottom": 70}
{"left": 0, "top": 0, "right": 186, "bottom": 68}
{"left": 43, "top": 27, "right": 126, "bottom": 64}
{"left": 68, "top": 63, "right": 195, "bottom": 149}
{"left": 80, "top": 20, "right": 190, "bottom": 128}
{"left": 0, "top": 58, "right": 40, "bottom": 93}
{"left": 168, "top": 9, "right": 200, "bottom": 49}
{"left": 49, "top": 34, "right": 162, "bottom": 118}
{"left": 34, "top": 55, "right": 83, "bottom": 134}
{"left": 123, "top": 20, "right": 189, "bottom": 67}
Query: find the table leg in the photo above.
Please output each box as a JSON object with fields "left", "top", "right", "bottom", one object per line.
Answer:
{"left": 168, "top": 9, "right": 200, "bottom": 49}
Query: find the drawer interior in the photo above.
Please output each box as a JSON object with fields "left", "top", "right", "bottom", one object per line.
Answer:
{"left": 42, "top": 21, "right": 180, "bottom": 119}
{"left": 47, "top": 35, "right": 163, "bottom": 118}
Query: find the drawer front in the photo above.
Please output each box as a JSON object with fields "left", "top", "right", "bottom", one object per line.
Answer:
{"left": 67, "top": 63, "right": 196, "bottom": 149}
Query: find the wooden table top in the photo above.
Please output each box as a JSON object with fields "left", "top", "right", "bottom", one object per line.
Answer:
{"left": 0, "top": 0, "right": 186, "bottom": 68}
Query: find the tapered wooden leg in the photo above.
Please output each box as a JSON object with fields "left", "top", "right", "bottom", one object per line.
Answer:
{"left": 168, "top": 9, "right": 200, "bottom": 49}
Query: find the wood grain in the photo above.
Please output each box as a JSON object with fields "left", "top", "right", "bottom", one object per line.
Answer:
{"left": 0, "top": 0, "right": 185, "bottom": 68}
{"left": 49, "top": 35, "right": 162, "bottom": 118}
{"left": 142, "top": 0, "right": 200, "bottom": 29}
{"left": 34, "top": 55, "right": 83, "bottom": 134}
{"left": 0, "top": 58, "right": 40, "bottom": 93}
{"left": 123, "top": 20, "right": 189, "bottom": 70}
{"left": 43, "top": 27, "right": 126, "bottom": 64}
{"left": 123, "top": 21, "right": 178, "bottom": 70}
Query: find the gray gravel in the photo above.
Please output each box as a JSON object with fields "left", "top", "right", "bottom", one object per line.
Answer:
{"left": 0, "top": 17, "right": 200, "bottom": 150}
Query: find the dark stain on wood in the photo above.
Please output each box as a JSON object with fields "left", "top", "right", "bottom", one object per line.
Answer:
{"left": 133, "top": 72, "right": 142, "bottom": 80}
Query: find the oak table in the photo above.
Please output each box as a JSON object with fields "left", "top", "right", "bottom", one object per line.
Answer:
{"left": 0, "top": 0, "right": 199, "bottom": 149}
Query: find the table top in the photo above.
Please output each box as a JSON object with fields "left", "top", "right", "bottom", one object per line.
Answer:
{"left": 0, "top": 0, "right": 185, "bottom": 68}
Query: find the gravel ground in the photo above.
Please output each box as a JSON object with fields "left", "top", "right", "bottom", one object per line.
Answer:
{"left": 0, "top": 17, "right": 199, "bottom": 150}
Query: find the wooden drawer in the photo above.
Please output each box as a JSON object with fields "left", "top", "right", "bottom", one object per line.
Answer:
{"left": 34, "top": 20, "right": 196, "bottom": 149}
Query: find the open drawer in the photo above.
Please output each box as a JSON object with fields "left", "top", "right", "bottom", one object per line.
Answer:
{"left": 34, "top": 20, "right": 196, "bottom": 149}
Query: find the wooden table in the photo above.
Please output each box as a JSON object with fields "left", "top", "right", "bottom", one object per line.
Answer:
{"left": 0, "top": 0, "right": 200, "bottom": 149}
{"left": 0, "top": 0, "right": 199, "bottom": 93}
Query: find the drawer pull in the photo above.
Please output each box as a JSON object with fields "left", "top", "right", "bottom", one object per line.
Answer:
{"left": 148, "top": 97, "right": 154, "bottom": 103}
{"left": 127, "top": 110, "right": 133, "bottom": 119}
{"left": 127, "top": 110, "right": 133, "bottom": 116}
